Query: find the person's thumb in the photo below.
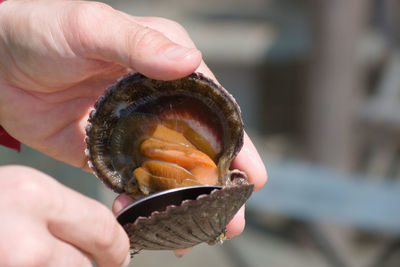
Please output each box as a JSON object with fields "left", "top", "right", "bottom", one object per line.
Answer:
{"left": 68, "top": 3, "right": 202, "bottom": 80}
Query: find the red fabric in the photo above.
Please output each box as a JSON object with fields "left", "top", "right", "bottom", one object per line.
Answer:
{"left": 0, "top": 0, "right": 19, "bottom": 151}
{"left": 0, "top": 1, "right": 20, "bottom": 151}
{"left": 0, "top": 126, "right": 21, "bottom": 152}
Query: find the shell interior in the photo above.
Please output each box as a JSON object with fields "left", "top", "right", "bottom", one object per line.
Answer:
{"left": 86, "top": 73, "right": 244, "bottom": 196}
{"left": 109, "top": 93, "right": 224, "bottom": 195}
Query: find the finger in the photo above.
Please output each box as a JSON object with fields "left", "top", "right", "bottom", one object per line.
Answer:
{"left": 2, "top": 218, "right": 91, "bottom": 267}
{"left": 68, "top": 3, "right": 202, "bottom": 80}
{"left": 124, "top": 16, "right": 216, "bottom": 81}
{"left": 49, "top": 239, "right": 93, "bottom": 267}
{"left": 231, "top": 132, "right": 267, "bottom": 191}
{"left": 225, "top": 205, "right": 246, "bottom": 239}
{"left": 7, "top": 234, "right": 93, "bottom": 267}
{"left": 112, "top": 193, "right": 134, "bottom": 215}
{"left": 46, "top": 183, "right": 130, "bottom": 267}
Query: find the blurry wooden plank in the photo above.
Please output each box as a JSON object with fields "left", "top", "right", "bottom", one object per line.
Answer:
{"left": 303, "top": 0, "right": 370, "bottom": 170}
{"left": 247, "top": 160, "right": 400, "bottom": 234}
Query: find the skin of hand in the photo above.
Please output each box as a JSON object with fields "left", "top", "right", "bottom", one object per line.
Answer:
{"left": 0, "top": 165, "right": 130, "bottom": 267}
{"left": 0, "top": 0, "right": 268, "bottom": 263}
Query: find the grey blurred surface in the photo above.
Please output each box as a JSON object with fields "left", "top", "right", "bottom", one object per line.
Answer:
{"left": 0, "top": 145, "right": 100, "bottom": 200}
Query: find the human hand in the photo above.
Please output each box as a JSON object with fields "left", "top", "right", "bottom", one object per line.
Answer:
{"left": 0, "top": 165, "right": 130, "bottom": 267}
{"left": 0, "top": 0, "right": 267, "bottom": 249}
{"left": 0, "top": 0, "right": 202, "bottom": 168}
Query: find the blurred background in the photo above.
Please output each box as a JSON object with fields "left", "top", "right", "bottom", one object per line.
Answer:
{"left": 2, "top": 0, "right": 400, "bottom": 266}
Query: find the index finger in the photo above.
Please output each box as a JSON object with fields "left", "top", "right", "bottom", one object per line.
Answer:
{"left": 46, "top": 182, "right": 130, "bottom": 267}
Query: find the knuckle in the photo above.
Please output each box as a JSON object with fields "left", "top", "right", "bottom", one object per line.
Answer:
{"left": 93, "top": 208, "right": 119, "bottom": 251}
{"left": 91, "top": 207, "right": 129, "bottom": 265}
{"left": 152, "top": 17, "right": 186, "bottom": 32}
{"left": 1, "top": 166, "right": 46, "bottom": 199}
{"left": 4, "top": 236, "right": 51, "bottom": 267}
{"left": 131, "top": 26, "right": 162, "bottom": 49}
{"left": 75, "top": 255, "right": 92, "bottom": 267}
{"left": 84, "top": 1, "right": 114, "bottom": 12}
{"left": 0, "top": 165, "right": 56, "bottom": 213}
{"left": 22, "top": 249, "right": 51, "bottom": 267}
{"left": 148, "top": 17, "right": 194, "bottom": 47}
{"left": 71, "top": 1, "right": 113, "bottom": 22}
{"left": 67, "top": 1, "right": 114, "bottom": 47}
{"left": 162, "top": 18, "right": 187, "bottom": 33}
{"left": 15, "top": 176, "right": 44, "bottom": 199}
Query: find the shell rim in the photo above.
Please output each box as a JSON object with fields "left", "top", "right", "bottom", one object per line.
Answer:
{"left": 116, "top": 185, "right": 223, "bottom": 225}
{"left": 85, "top": 72, "right": 245, "bottom": 193}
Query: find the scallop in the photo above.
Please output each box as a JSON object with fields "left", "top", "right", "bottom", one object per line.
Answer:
{"left": 85, "top": 72, "right": 253, "bottom": 253}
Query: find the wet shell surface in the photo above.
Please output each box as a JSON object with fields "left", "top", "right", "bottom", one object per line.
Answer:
{"left": 85, "top": 72, "right": 253, "bottom": 252}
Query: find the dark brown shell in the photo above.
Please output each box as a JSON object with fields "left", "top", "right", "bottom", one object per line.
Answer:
{"left": 85, "top": 72, "right": 252, "bottom": 251}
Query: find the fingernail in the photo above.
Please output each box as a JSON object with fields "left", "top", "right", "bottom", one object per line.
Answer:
{"left": 120, "top": 252, "right": 131, "bottom": 267}
{"left": 165, "top": 45, "right": 198, "bottom": 60}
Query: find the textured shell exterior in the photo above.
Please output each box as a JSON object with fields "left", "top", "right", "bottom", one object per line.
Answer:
{"left": 124, "top": 184, "right": 254, "bottom": 251}
{"left": 85, "top": 72, "right": 244, "bottom": 193}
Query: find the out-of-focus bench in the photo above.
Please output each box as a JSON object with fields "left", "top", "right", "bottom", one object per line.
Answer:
{"left": 248, "top": 160, "right": 400, "bottom": 234}
{"left": 245, "top": 160, "right": 400, "bottom": 267}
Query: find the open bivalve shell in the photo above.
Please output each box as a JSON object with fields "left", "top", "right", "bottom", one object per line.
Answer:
{"left": 85, "top": 72, "right": 254, "bottom": 253}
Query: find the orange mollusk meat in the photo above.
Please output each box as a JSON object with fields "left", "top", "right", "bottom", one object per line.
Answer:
{"left": 151, "top": 123, "right": 196, "bottom": 149}
{"left": 134, "top": 124, "right": 219, "bottom": 194}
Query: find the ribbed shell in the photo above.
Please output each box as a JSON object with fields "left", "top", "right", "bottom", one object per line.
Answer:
{"left": 122, "top": 184, "right": 254, "bottom": 251}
